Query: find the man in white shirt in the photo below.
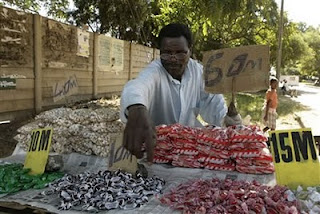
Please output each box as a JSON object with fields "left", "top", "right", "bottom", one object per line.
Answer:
{"left": 120, "top": 23, "right": 227, "bottom": 162}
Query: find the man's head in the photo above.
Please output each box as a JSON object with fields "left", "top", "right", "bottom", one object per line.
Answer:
{"left": 270, "top": 76, "right": 278, "bottom": 89}
{"left": 158, "top": 23, "right": 192, "bottom": 81}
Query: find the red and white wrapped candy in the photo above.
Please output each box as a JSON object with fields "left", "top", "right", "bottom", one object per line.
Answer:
{"left": 159, "top": 178, "right": 299, "bottom": 214}
{"left": 197, "top": 144, "right": 230, "bottom": 159}
{"left": 197, "top": 155, "right": 229, "bottom": 165}
{"left": 153, "top": 124, "right": 274, "bottom": 175}
{"left": 227, "top": 125, "right": 268, "bottom": 142}
{"left": 172, "top": 148, "right": 198, "bottom": 155}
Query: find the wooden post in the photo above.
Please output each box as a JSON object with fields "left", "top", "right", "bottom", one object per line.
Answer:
{"left": 128, "top": 43, "right": 133, "bottom": 80}
{"left": 93, "top": 33, "right": 99, "bottom": 98}
{"left": 33, "top": 14, "right": 42, "bottom": 114}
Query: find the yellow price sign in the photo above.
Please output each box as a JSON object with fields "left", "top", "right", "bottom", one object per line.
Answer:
{"left": 24, "top": 128, "right": 53, "bottom": 175}
{"left": 269, "top": 128, "right": 320, "bottom": 189}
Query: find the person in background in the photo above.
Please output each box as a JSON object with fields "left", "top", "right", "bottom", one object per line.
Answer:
{"left": 120, "top": 23, "right": 227, "bottom": 162}
{"left": 262, "top": 76, "right": 279, "bottom": 132}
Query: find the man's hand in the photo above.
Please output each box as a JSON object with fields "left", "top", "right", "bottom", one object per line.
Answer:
{"left": 123, "top": 104, "right": 156, "bottom": 163}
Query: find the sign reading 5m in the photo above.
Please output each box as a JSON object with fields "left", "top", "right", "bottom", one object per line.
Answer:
{"left": 24, "top": 128, "right": 53, "bottom": 175}
{"left": 269, "top": 128, "right": 320, "bottom": 189}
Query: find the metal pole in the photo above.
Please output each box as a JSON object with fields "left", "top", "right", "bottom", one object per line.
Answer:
{"left": 276, "top": 0, "right": 284, "bottom": 81}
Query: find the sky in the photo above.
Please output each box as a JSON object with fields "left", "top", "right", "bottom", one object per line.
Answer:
{"left": 275, "top": 0, "right": 320, "bottom": 27}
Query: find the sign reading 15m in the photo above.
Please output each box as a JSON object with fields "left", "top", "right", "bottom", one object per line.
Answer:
{"left": 269, "top": 130, "right": 317, "bottom": 163}
{"left": 269, "top": 128, "right": 320, "bottom": 189}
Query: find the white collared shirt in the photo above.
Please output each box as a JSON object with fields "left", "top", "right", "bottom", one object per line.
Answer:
{"left": 120, "top": 59, "right": 227, "bottom": 127}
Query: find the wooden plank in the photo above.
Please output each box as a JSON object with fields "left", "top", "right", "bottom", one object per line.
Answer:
{"left": 93, "top": 33, "right": 99, "bottom": 98}
{"left": 43, "top": 78, "right": 93, "bottom": 87}
{"left": 41, "top": 85, "right": 92, "bottom": 98}
{"left": 0, "top": 68, "right": 34, "bottom": 78}
{"left": 42, "top": 70, "right": 93, "bottom": 78}
{"left": 16, "top": 79, "right": 34, "bottom": 89}
{"left": 98, "top": 79, "right": 127, "bottom": 86}
{"left": 97, "top": 72, "right": 129, "bottom": 79}
{"left": 0, "top": 89, "right": 34, "bottom": 101}
{"left": 34, "top": 14, "right": 42, "bottom": 114}
{"left": 0, "top": 99, "right": 34, "bottom": 112}
{"left": 98, "top": 85, "right": 123, "bottom": 93}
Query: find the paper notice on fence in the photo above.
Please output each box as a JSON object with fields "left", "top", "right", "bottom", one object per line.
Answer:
{"left": 202, "top": 45, "right": 270, "bottom": 93}
{"left": 77, "top": 29, "right": 90, "bottom": 57}
{"left": 98, "top": 36, "right": 124, "bottom": 72}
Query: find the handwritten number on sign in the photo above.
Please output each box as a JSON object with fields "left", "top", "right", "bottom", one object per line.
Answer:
{"left": 226, "top": 54, "right": 248, "bottom": 77}
{"left": 204, "top": 52, "right": 224, "bottom": 87}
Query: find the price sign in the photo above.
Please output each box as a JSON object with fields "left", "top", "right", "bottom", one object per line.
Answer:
{"left": 24, "top": 128, "right": 53, "bottom": 175}
{"left": 269, "top": 128, "right": 320, "bottom": 189}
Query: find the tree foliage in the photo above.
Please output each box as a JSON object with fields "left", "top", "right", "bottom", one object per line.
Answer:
{"left": 2, "top": 0, "right": 319, "bottom": 78}
{"left": 299, "top": 27, "right": 320, "bottom": 78}
{"left": 0, "top": 0, "right": 68, "bottom": 18}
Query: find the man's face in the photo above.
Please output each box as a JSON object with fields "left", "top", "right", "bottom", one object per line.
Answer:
{"left": 160, "top": 36, "right": 191, "bottom": 81}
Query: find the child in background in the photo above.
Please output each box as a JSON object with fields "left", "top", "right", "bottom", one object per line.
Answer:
{"left": 262, "top": 77, "right": 278, "bottom": 132}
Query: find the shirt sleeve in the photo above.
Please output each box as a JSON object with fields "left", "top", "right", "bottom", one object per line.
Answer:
{"left": 120, "top": 63, "right": 159, "bottom": 123}
{"left": 199, "top": 91, "right": 227, "bottom": 126}
{"left": 198, "top": 68, "right": 227, "bottom": 126}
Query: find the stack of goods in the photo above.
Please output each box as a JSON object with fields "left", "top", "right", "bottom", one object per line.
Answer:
{"left": 14, "top": 98, "right": 123, "bottom": 157}
{"left": 227, "top": 125, "right": 274, "bottom": 174}
{"left": 154, "top": 124, "right": 274, "bottom": 174}
{"left": 0, "top": 163, "right": 63, "bottom": 194}
{"left": 160, "top": 178, "right": 300, "bottom": 213}
{"left": 42, "top": 169, "right": 165, "bottom": 212}
{"left": 197, "top": 126, "right": 234, "bottom": 171}
{"left": 155, "top": 124, "right": 201, "bottom": 168}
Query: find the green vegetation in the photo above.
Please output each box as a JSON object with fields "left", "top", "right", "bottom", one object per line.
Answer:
{"left": 225, "top": 92, "right": 308, "bottom": 123}
{"left": 1, "top": 0, "right": 319, "bottom": 79}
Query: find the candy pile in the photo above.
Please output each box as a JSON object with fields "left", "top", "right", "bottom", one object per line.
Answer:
{"left": 0, "top": 163, "right": 63, "bottom": 194}
{"left": 292, "top": 186, "right": 320, "bottom": 214}
{"left": 154, "top": 124, "right": 274, "bottom": 174}
{"left": 14, "top": 98, "right": 123, "bottom": 157}
{"left": 160, "top": 178, "right": 299, "bottom": 213}
{"left": 42, "top": 170, "right": 165, "bottom": 212}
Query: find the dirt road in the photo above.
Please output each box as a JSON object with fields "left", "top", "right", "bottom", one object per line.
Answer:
{"left": 291, "top": 83, "right": 320, "bottom": 136}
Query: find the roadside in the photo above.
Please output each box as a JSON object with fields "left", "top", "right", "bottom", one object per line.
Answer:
{"left": 290, "top": 83, "right": 320, "bottom": 136}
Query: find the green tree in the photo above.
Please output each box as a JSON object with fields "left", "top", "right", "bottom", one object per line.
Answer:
{"left": 0, "top": 0, "right": 69, "bottom": 18}
{"left": 153, "top": 0, "right": 280, "bottom": 60}
{"left": 299, "top": 27, "right": 320, "bottom": 79}
{"left": 68, "top": 0, "right": 156, "bottom": 45}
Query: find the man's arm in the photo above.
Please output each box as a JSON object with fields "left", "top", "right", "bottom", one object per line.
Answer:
{"left": 198, "top": 91, "right": 227, "bottom": 126}
{"left": 123, "top": 104, "right": 155, "bottom": 162}
{"left": 120, "top": 63, "right": 159, "bottom": 162}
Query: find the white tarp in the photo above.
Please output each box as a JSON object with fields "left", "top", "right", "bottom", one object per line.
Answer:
{"left": 0, "top": 147, "right": 276, "bottom": 214}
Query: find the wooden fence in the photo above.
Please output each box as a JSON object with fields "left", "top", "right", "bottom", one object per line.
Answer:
{"left": 0, "top": 6, "right": 159, "bottom": 121}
